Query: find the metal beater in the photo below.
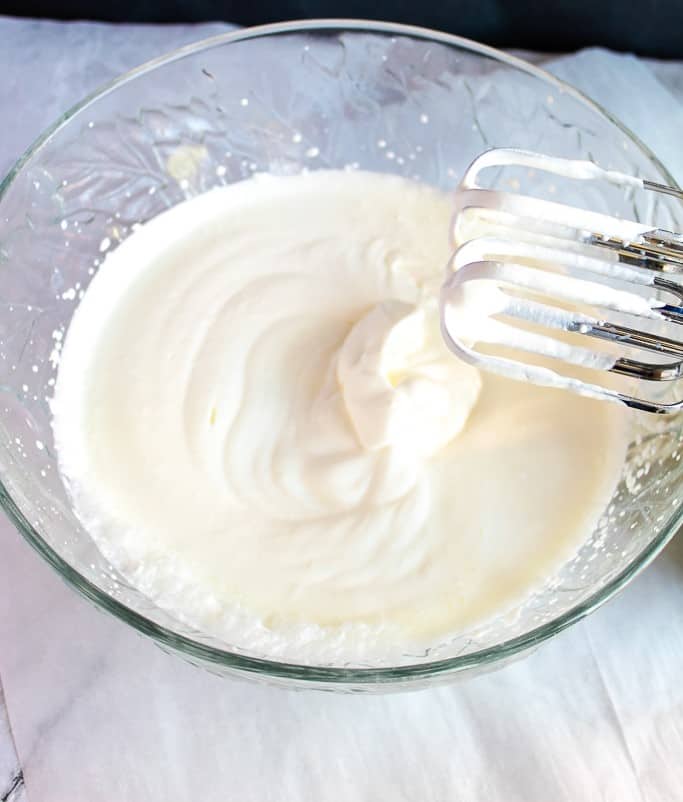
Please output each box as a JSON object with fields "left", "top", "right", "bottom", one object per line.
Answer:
{"left": 440, "top": 148, "right": 683, "bottom": 413}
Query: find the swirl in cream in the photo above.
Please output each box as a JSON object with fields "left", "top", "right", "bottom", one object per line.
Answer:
{"left": 52, "top": 170, "right": 629, "bottom": 662}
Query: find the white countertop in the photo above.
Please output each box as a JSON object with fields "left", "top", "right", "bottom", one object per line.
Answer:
{"left": 1, "top": 17, "right": 682, "bottom": 801}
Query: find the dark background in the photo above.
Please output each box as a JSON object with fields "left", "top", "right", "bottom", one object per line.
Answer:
{"left": 2, "top": 0, "right": 683, "bottom": 58}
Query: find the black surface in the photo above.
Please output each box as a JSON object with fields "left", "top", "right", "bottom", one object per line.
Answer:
{"left": 2, "top": 0, "right": 683, "bottom": 57}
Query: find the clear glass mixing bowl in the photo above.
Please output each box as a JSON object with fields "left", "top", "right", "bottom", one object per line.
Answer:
{"left": 1, "top": 20, "right": 682, "bottom": 692}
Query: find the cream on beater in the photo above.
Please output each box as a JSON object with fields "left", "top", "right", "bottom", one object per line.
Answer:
{"left": 442, "top": 148, "right": 681, "bottom": 408}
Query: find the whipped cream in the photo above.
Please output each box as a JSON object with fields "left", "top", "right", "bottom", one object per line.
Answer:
{"left": 52, "top": 170, "right": 630, "bottom": 663}
{"left": 338, "top": 301, "right": 480, "bottom": 455}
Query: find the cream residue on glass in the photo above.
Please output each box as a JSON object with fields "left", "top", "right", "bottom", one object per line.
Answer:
{"left": 51, "top": 170, "right": 630, "bottom": 662}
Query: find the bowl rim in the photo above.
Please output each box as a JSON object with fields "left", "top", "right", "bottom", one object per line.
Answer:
{"left": 1, "top": 18, "right": 681, "bottom": 685}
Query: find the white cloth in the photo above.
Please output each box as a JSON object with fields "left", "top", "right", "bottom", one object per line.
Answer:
{"left": 0, "top": 18, "right": 682, "bottom": 801}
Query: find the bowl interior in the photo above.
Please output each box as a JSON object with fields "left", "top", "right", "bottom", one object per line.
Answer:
{"left": 1, "top": 22, "right": 682, "bottom": 686}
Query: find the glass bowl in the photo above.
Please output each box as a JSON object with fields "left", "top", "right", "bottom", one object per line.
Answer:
{"left": 1, "top": 20, "right": 682, "bottom": 692}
